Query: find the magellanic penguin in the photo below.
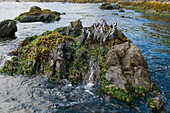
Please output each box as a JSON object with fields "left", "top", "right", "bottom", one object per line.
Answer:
{"left": 103, "top": 30, "right": 110, "bottom": 44}
{"left": 90, "top": 23, "right": 96, "bottom": 39}
{"left": 81, "top": 29, "right": 87, "bottom": 45}
{"left": 86, "top": 29, "right": 91, "bottom": 40}
{"left": 110, "top": 22, "right": 118, "bottom": 41}
{"left": 97, "top": 26, "right": 103, "bottom": 41}
{"left": 101, "top": 19, "right": 107, "bottom": 30}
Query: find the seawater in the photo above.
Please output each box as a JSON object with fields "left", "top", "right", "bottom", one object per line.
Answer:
{"left": 0, "top": 2, "right": 169, "bottom": 113}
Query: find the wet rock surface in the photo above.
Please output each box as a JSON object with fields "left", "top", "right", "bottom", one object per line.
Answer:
{"left": 105, "top": 42, "right": 152, "bottom": 93}
{"left": 100, "top": 2, "right": 113, "bottom": 9}
{"left": 0, "top": 20, "right": 17, "bottom": 37}
{"left": 15, "top": 6, "right": 61, "bottom": 23}
{"left": 2, "top": 31, "right": 73, "bottom": 79}
{"left": 1, "top": 19, "right": 153, "bottom": 104}
{"left": 148, "top": 97, "right": 164, "bottom": 111}
{"left": 57, "top": 19, "right": 83, "bottom": 37}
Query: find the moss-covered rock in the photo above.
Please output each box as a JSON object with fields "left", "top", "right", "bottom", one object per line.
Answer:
{"left": 15, "top": 6, "right": 61, "bottom": 23}
{"left": 55, "top": 19, "right": 83, "bottom": 37}
{"left": 116, "top": 1, "right": 170, "bottom": 17}
{"left": 1, "top": 19, "right": 153, "bottom": 104}
{"left": 1, "top": 30, "right": 73, "bottom": 78}
{"left": 148, "top": 97, "right": 164, "bottom": 111}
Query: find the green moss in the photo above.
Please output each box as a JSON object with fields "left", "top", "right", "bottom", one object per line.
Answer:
{"left": 102, "top": 81, "right": 133, "bottom": 102}
{"left": 148, "top": 98, "right": 157, "bottom": 109}
{"left": 14, "top": 15, "right": 25, "bottom": 20}
{"left": 0, "top": 69, "right": 3, "bottom": 73}
{"left": 1, "top": 29, "right": 74, "bottom": 77}
{"left": 153, "top": 84, "right": 161, "bottom": 92}
{"left": 115, "top": 39, "right": 123, "bottom": 44}
{"left": 128, "top": 60, "right": 138, "bottom": 67}
{"left": 117, "top": 1, "right": 170, "bottom": 17}
{"left": 101, "top": 77, "right": 148, "bottom": 102}
{"left": 118, "top": 9, "right": 125, "bottom": 12}
{"left": 112, "top": 13, "right": 119, "bottom": 15}
{"left": 15, "top": 7, "right": 61, "bottom": 22}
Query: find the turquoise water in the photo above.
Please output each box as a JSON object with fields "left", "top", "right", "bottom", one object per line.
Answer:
{"left": 0, "top": 2, "right": 169, "bottom": 112}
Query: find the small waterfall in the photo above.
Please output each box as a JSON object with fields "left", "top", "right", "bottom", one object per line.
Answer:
{"left": 84, "top": 59, "right": 96, "bottom": 95}
{"left": 88, "top": 60, "right": 95, "bottom": 82}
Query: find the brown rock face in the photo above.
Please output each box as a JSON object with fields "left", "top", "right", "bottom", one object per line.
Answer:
{"left": 66, "top": 19, "right": 83, "bottom": 37}
{"left": 0, "top": 20, "right": 17, "bottom": 37}
{"left": 149, "top": 97, "right": 164, "bottom": 111}
{"left": 122, "top": 43, "right": 148, "bottom": 69}
{"left": 100, "top": 2, "right": 113, "bottom": 9}
{"left": 45, "top": 41, "right": 72, "bottom": 77}
{"left": 105, "top": 42, "right": 152, "bottom": 93}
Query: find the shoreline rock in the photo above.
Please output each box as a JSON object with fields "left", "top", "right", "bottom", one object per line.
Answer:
{"left": 0, "top": 19, "right": 155, "bottom": 104}
{"left": 99, "top": 2, "right": 113, "bottom": 9}
{"left": 15, "top": 6, "right": 61, "bottom": 23}
{"left": 148, "top": 97, "right": 164, "bottom": 111}
{"left": 0, "top": 19, "right": 17, "bottom": 37}
{"left": 116, "top": 1, "right": 170, "bottom": 17}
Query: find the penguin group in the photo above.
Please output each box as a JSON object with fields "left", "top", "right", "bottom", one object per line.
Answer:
{"left": 80, "top": 19, "right": 119, "bottom": 45}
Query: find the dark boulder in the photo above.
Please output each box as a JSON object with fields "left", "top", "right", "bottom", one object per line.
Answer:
{"left": 100, "top": 2, "right": 113, "bottom": 10}
{"left": 15, "top": 6, "right": 61, "bottom": 23}
{"left": 0, "top": 20, "right": 17, "bottom": 37}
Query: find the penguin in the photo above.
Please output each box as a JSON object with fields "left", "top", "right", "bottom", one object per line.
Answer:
{"left": 97, "top": 26, "right": 102, "bottom": 41}
{"left": 113, "top": 22, "right": 118, "bottom": 39}
{"left": 101, "top": 19, "right": 107, "bottom": 30}
{"left": 96, "top": 23, "right": 101, "bottom": 28}
{"left": 103, "top": 30, "right": 110, "bottom": 44}
{"left": 100, "top": 30, "right": 106, "bottom": 44}
{"left": 81, "top": 29, "right": 87, "bottom": 45}
{"left": 90, "top": 24, "right": 96, "bottom": 39}
{"left": 93, "top": 30, "right": 98, "bottom": 40}
{"left": 93, "top": 25, "right": 101, "bottom": 41}
{"left": 86, "top": 29, "right": 91, "bottom": 40}
{"left": 109, "top": 22, "right": 118, "bottom": 40}
{"left": 110, "top": 24, "right": 113, "bottom": 29}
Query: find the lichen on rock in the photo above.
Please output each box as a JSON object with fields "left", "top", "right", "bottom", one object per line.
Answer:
{"left": 55, "top": 19, "right": 83, "bottom": 37}
{"left": 148, "top": 97, "right": 164, "bottom": 111}
{"left": 116, "top": 1, "right": 170, "bottom": 17}
{"left": 0, "top": 19, "right": 155, "bottom": 104}
{"left": 1, "top": 30, "right": 73, "bottom": 78}
{"left": 15, "top": 6, "right": 61, "bottom": 23}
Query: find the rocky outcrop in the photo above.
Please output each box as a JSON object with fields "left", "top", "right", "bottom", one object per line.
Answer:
{"left": 100, "top": 2, "right": 113, "bottom": 9}
{"left": 148, "top": 97, "right": 164, "bottom": 111}
{"left": 57, "top": 19, "right": 83, "bottom": 37}
{"left": 1, "top": 19, "right": 153, "bottom": 103}
{"left": 105, "top": 42, "right": 153, "bottom": 93}
{"left": 2, "top": 31, "right": 73, "bottom": 78}
{"left": 0, "top": 20, "right": 17, "bottom": 37}
{"left": 15, "top": 6, "right": 61, "bottom": 23}
{"left": 117, "top": 1, "right": 170, "bottom": 16}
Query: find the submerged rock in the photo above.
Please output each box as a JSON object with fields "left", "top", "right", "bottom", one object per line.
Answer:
{"left": 148, "top": 97, "right": 164, "bottom": 111}
{"left": 0, "top": 20, "right": 17, "bottom": 37}
{"left": 118, "top": 9, "right": 125, "bottom": 12}
{"left": 15, "top": 6, "right": 61, "bottom": 23}
{"left": 100, "top": 2, "right": 113, "bottom": 9}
